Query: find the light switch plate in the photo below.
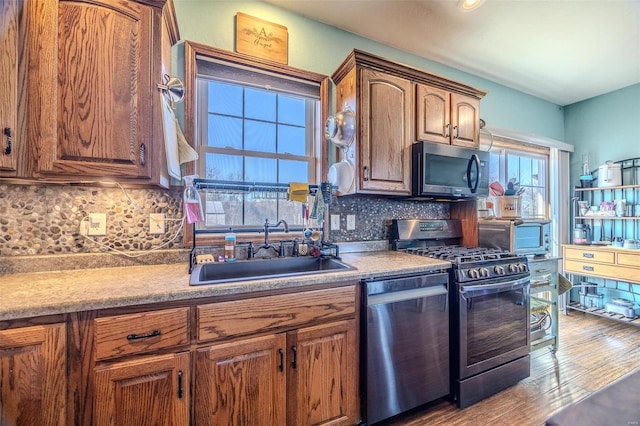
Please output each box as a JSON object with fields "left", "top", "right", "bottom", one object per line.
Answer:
{"left": 149, "top": 213, "right": 165, "bottom": 234}
{"left": 331, "top": 214, "right": 340, "bottom": 230}
{"left": 347, "top": 214, "right": 356, "bottom": 230}
{"left": 88, "top": 213, "right": 107, "bottom": 236}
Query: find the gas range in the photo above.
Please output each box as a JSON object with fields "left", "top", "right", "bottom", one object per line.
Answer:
{"left": 391, "top": 219, "right": 529, "bottom": 283}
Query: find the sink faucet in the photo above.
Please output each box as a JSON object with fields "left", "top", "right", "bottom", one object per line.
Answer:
{"left": 263, "top": 219, "right": 289, "bottom": 246}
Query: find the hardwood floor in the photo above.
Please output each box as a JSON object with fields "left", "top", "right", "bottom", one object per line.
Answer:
{"left": 378, "top": 311, "right": 640, "bottom": 426}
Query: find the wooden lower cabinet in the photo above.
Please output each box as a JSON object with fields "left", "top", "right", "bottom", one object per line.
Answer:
{"left": 195, "top": 319, "right": 358, "bottom": 426}
{"left": 0, "top": 323, "right": 67, "bottom": 426}
{"left": 93, "top": 352, "right": 190, "bottom": 426}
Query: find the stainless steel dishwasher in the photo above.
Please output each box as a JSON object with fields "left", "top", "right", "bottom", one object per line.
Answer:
{"left": 361, "top": 271, "right": 450, "bottom": 425}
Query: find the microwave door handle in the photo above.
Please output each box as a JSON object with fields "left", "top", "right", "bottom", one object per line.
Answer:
{"left": 467, "top": 154, "right": 480, "bottom": 193}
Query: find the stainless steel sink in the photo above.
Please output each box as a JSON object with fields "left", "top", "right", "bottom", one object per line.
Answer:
{"left": 190, "top": 256, "right": 355, "bottom": 286}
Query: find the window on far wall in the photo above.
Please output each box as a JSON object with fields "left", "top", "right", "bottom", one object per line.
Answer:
{"left": 488, "top": 138, "right": 549, "bottom": 219}
{"left": 190, "top": 47, "right": 327, "bottom": 234}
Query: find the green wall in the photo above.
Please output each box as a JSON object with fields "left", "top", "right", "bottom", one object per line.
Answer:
{"left": 173, "top": 0, "right": 565, "bottom": 141}
{"left": 565, "top": 83, "right": 640, "bottom": 185}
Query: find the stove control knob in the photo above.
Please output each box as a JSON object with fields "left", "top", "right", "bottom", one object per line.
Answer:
{"left": 467, "top": 269, "right": 479, "bottom": 279}
{"left": 494, "top": 265, "right": 505, "bottom": 275}
{"left": 508, "top": 264, "right": 518, "bottom": 273}
{"left": 518, "top": 263, "right": 528, "bottom": 273}
{"left": 479, "top": 267, "right": 490, "bottom": 277}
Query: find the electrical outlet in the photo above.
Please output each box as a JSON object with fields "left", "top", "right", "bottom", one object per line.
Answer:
{"left": 331, "top": 214, "right": 341, "bottom": 230}
{"left": 347, "top": 214, "right": 356, "bottom": 230}
{"left": 149, "top": 213, "right": 165, "bottom": 234}
{"left": 88, "top": 213, "right": 107, "bottom": 236}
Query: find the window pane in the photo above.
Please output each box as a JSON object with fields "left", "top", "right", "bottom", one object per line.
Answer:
{"left": 208, "top": 115, "right": 242, "bottom": 149}
{"left": 279, "top": 160, "right": 309, "bottom": 183}
{"left": 245, "top": 120, "right": 276, "bottom": 152}
{"left": 245, "top": 157, "right": 277, "bottom": 182}
{"left": 278, "top": 124, "right": 306, "bottom": 155}
{"left": 203, "top": 192, "right": 243, "bottom": 226}
{"left": 208, "top": 82, "right": 242, "bottom": 116}
{"left": 245, "top": 88, "right": 276, "bottom": 121}
{"left": 278, "top": 96, "right": 305, "bottom": 125}
{"left": 245, "top": 198, "right": 277, "bottom": 225}
{"left": 205, "top": 153, "right": 242, "bottom": 181}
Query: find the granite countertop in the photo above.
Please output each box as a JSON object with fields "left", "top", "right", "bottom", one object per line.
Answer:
{"left": 0, "top": 251, "right": 450, "bottom": 321}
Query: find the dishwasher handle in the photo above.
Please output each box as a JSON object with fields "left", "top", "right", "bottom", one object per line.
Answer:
{"left": 367, "top": 284, "right": 448, "bottom": 306}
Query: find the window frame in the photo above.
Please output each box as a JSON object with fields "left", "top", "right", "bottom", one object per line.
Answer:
{"left": 182, "top": 41, "right": 329, "bottom": 247}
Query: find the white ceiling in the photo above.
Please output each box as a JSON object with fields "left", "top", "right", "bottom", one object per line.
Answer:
{"left": 264, "top": 0, "right": 640, "bottom": 106}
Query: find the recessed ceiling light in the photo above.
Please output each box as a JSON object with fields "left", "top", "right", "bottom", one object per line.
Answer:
{"left": 458, "top": 0, "right": 486, "bottom": 12}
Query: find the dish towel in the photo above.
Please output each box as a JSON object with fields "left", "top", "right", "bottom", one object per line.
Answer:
{"left": 161, "top": 96, "right": 198, "bottom": 180}
{"left": 288, "top": 182, "right": 309, "bottom": 203}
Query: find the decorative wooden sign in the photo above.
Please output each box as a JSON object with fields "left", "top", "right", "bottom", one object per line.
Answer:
{"left": 236, "top": 12, "right": 288, "bottom": 64}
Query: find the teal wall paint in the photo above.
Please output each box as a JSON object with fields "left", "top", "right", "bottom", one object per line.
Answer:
{"left": 174, "top": 0, "right": 565, "bottom": 141}
{"left": 565, "top": 83, "right": 640, "bottom": 185}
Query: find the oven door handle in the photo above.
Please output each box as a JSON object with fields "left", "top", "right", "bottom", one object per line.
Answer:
{"left": 460, "top": 276, "right": 529, "bottom": 296}
{"left": 367, "top": 285, "right": 448, "bottom": 306}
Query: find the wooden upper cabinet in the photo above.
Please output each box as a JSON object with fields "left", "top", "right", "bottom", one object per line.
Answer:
{"left": 0, "top": 0, "right": 20, "bottom": 175}
{"left": 0, "top": 323, "right": 67, "bottom": 426}
{"left": 359, "top": 68, "right": 413, "bottom": 195}
{"left": 332, "top": 50, "right": 486, "bottom": 195}
{"left": 416, "top": 84, "right": 481, "bottom": 148}
{"left": 17, "top": 0, "right": 179, "bottom": 186}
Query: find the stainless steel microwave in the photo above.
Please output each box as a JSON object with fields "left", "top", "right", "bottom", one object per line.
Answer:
{"left": 412, "top": 142, "right": 489, "bottom": 199}
{"left": 478, "top": 219, "right": 552, "bottom": 256}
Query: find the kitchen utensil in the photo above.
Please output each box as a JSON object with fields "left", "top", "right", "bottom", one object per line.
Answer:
{"left": 597, "top": 161, "right": 622, "bottom": 187}
{"left": 328, "top": 159, "right": 354, "bottom": 194}
{"left": 489, "top": 181, "right": 504, "bottom": 196}
{"left": 325, "top": 105, "right": 355, "bottom": 149}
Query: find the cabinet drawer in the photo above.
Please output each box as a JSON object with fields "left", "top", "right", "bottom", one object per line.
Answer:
{"left": 564, "top": 260, "right": 639, "bottom": 284}
{"left": 94, "top": 307, "right": 190, "bottom": 361}
{"left": 564, "top": 247, "right": 615, "bottom": 264}
{"left": 617, "top": 251, "right": 640, "bottom": 268}
{"left": 197, "top": 285, "right": 356, "bottom": 343}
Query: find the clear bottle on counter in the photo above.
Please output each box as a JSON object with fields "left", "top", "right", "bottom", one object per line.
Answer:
{"left": 224, "top": 228, "right": 236, "bottom": 261}
{"left": 183, "top": 175, "right": 204, "bottom": 224}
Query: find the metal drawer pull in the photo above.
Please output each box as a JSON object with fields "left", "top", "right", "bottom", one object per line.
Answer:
{"left": 582, "top": 253, "right": 594, "bottom": 258}
{"left": 291, "top": 345, "right": 297, "bottom": 369}
{"left": 583, "top": 265, "right": 594, "bottom": 272}
{"left": 177, "top": 370, "right": 183, "bottom": 399}
{"left": 278, "top": 348, "right": 284, "bottom": 372}
{"left": 126, "top": 329, "right": 161, "bottom": 340}
{"left": 3, "top": 127, "right": 12, "bottom": 155}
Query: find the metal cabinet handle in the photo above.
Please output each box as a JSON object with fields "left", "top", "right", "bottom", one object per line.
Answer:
{"left": 126, "top": 329, "right": 161, "bottom": 340}
{"left": 291, "top": 345, "right": 297, "bottom": 369}
{"left": 583, "top": 265, "right": 594, "bottom": 272}
{"left": 278, "top": 348, "right": 284, "bottom": 372}
{"left": 177, "top": 370, "right": 183, "bottom": 399}
{"left": 582, "top": 253, "right": 594, "bottom": 258}
{"left": 453, "top": 125, "right": 459, "bottom": 139}
{"left": 363, "top": 166, "right": 369, "bottom": 181}
{"left": 139, "top": 143, "right": 146, "bottom": 166}
{"left": 443, "top": 123, "right": 450, "bottom": 138}
{"left": 3, "top": 128, "right": 11, "bottom": 155}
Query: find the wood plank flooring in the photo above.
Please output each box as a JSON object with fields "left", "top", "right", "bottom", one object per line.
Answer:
{"left": 378, "top": 311, "right": 640, "bottom": 426}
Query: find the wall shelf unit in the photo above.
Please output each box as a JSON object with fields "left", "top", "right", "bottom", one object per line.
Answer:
{"left": 564, "top": 157, "right": 640, "bottom": 325}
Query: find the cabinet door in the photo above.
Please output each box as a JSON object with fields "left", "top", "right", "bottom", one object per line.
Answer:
{"left": 287, "top": 319, "right": 358, "bottom": 426}
{"left": 94, "top": 352, "right": 189, "bottom": 426}
{"left": 0, "top": 0, "right": 20, "bottom": 174}
{"left": 450, "top": 93, "right": 480, "bottom": 148}
{"left": 0, "top": 324, "right": 67, "bottom": 426}
{"left": 195, "top": 334, "right": 286, "bottom": 426}
{"left": 415, "top": 83, "right": 450, "bottom": 145}
{"left": 360, "top": 68, "right": 413, "bottom": 194}
{"left": 36, "top": 0, "right": 153, "bottom": 180}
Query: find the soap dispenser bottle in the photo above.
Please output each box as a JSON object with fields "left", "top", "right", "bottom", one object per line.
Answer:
{"left": 224, "top": 228, "right": 236, "bottom": 261}
{"left": 183, "top": 175, "right": 204, "bottom": 224}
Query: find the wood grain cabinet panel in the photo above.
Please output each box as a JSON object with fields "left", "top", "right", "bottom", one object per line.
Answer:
{"left": 94, "top": 352, "right": 190, "bottom": 426}
{"left": 0, "top": 323, "right": 67, "bottom": 426}
{"left": 94, "top": 307, "right": 190, "bottom": 361}
{"left": 194, "top": 334, "right": 287, "bottom": 426}
{"left": 11, "top": 0, "right": 179, "bottom": 186}
{"left": 197, "top": 286, "right": 356, "bottom": 342}
{"left": 0, "top": 0, "right": 20, "bottom": 175}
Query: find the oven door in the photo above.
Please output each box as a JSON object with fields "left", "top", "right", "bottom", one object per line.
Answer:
{"left": 457, "top": 275, "right": 530, "bottom": 379}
